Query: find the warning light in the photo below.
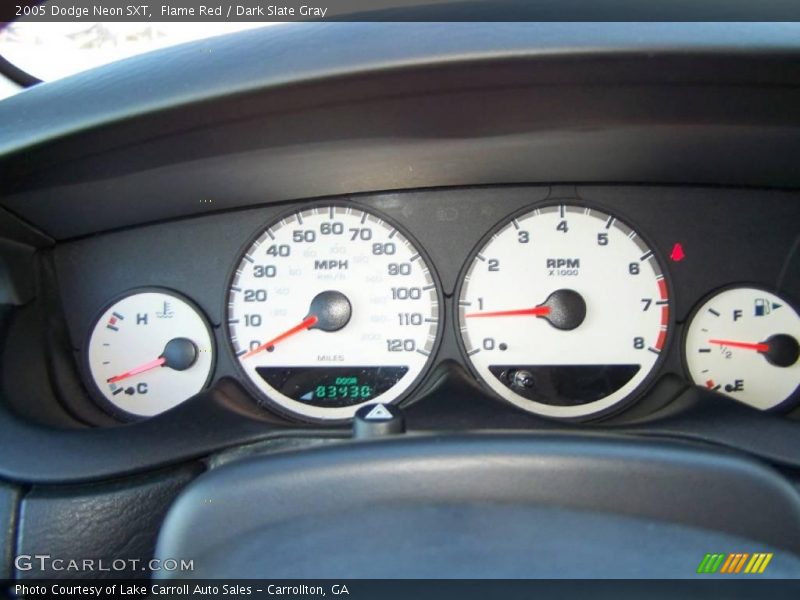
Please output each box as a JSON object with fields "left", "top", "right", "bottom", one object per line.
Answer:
{"left": 670, "top": 243, "right": 686, "bottom": 262}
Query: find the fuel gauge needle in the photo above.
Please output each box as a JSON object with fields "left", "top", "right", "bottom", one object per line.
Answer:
{"left": 709, "top": 339, "right": 769, "bottom": 353}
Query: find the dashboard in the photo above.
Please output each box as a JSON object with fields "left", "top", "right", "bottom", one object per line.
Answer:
{"left": 2, "top": 21, "right": 800, "bottom": 580}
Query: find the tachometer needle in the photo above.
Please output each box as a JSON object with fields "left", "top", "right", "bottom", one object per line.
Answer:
{"left": 709, "top": 339, "right": 769, "bottom": 353}
{"left": 107, "top": 357, "right": 166, "bottom": 383}
{"left": 242, "top": 315, "right": 319, "bottom": 359}
{"left": 464, "top": 306, "right": 551, "bottom": 318}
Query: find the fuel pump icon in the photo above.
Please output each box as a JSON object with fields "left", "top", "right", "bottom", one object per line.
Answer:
{"left": 754, "top": 298, "right": 770, "bottom": 317}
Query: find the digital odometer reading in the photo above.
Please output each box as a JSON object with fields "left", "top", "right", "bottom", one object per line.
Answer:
{"left": 255, "top": 366, "right": 408, "bottom": 407}
{"left": 457, "top": 204, "right": 670, "bottom": 420}
{"left": 228, "top": 204, "right": 440, "bottom": 420}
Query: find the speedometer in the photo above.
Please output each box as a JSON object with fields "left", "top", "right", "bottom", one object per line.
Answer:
{"left": 227, "top": 204, "right": 441, "bottom": 421}
{"left": 457, "top": 203, "right": 671, "bottom": 420}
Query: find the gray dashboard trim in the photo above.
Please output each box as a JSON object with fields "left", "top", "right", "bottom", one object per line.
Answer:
{"left": 3, "top": 24, "right": 800, "bottom": 238}
{"left": 2, "top": 22, "right": 800, "bottom": 159}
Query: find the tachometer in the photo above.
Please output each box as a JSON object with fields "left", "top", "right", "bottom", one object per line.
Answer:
{"left": 227, "top": 204, "right": 441, "bottom": 420}
{"left": 457, "top": 203, "right": 670, "bottom": 420}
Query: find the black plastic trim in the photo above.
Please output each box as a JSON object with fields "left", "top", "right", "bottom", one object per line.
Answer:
{"left": 0, "top": 54, "right": 40, "bottom": 88}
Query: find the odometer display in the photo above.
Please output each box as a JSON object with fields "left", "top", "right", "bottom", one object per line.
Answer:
{"left": 457, "top": 204, "right": 670, "bottom": 420}
{"left": 227, "top": 204, "right": 441, "bottom": 420}
{"left": 255, "top": 366, "right": 408, "bottom": 408}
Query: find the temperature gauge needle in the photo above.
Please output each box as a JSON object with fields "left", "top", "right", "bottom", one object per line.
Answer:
{"left": 106, "top": 338, "right": 199, "bottom": 383}
{"left": 465, "top": 306, "right": 551, "bottom": 318}
{"left": 107, "top": 357, "right": 166, "bottom": 383}
{"left": 709, "top": 339, "right": 769, "bottom": 353}
{"left": 243, "top": 315, "right": 319, "bottom": 359}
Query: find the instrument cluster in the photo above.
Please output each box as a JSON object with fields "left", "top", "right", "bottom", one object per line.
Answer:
{"left": 63, "top": 187, "right": 800, "bottom": 424}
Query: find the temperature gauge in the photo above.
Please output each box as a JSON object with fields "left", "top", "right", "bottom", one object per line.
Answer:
{"left": 684, "top": 287, "right": 800, "bottom": 410}
{"left": 85, "top": 289, "right": 215, "bottom": 419}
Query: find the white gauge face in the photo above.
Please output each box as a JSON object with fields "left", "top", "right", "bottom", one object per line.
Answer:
{"left": 458, "top": 204, "right": 670, "bottom": 419}
{"left": 227, "top": 204, "right": 441, "bottom": 421}
{"left": 685, "top": 287, "right": 800, "bottom": 410}
{"left": 86, "top": 291, "right": 214, "bottom": 418}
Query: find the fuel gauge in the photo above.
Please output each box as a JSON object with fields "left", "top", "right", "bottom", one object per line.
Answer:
{"left": 685, "top": 287, "right": 800, "bottom": 411}
{"left": 85, "top": 289, "right": 215, "bottom": 419}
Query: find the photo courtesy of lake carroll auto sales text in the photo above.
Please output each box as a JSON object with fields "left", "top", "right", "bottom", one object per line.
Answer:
{"left": 13, "top": 583, "right": 351, "bottom": 596}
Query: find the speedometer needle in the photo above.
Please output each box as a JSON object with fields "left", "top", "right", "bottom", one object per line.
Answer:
{"left": 242, "top": 315, "right": 319, "bottom": 359}
{"left": 241, "top": 290, "right": 353, "bottom": 359}
{"left": 464, "top": 306, "right": 551, "bottom": 318}
{"left": 709, "top": 339, "right": 769, "bottom": 353}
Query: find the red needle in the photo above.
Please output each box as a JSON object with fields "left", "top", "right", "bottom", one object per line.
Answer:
{"left": 242, "top": 314, "right": 319, "bottom": 359}
{"left": 709, "top": 339, "right": 769, "bottom": 353}
{"left": 464, "top": 306, "right": 551, "bottom": 318}
{"left": 107, "top": 357, "right": 166, "bottom": 384}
